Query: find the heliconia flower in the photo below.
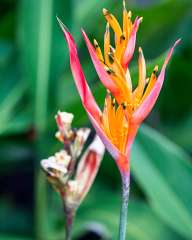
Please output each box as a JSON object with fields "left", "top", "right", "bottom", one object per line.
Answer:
{"left": 57, "top": 1, "right": 181, "bottom": 238}
{"left": 41, "top": 111, "right": 105, "bottom": 211}
{"left": 57, "top": 13, "right": 180, "bottom": 175}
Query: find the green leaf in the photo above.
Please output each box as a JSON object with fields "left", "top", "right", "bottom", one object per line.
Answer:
{"left": 132, "top": 124, "right": 192, "bottom": 239}
{"left": 18, "top": 0, "right": 53, "bottom": 131}
{"left": 0, "top": 41, "right": 13, "bottom": 67}
{"left": 0, "top": 79, "right": 30, "bottom": 135}
{"left": 18, "top": 0, "right": 72, "bottom": 131}
{"left": 162, "top": 114, "right": 192, "bottom": 150}
{"left": 135, "top": 0, "right": 192, "bottom": 57}
{"left": 159, "top": 43, "right": 192, "bottom": 122}
{"left": 18, "top": 2, "right": 73, "bottom": 240}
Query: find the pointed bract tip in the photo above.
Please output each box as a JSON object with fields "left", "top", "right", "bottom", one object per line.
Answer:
{"left": 81, "top": 28, "right": 87, "bottom": 38}
{"left": 174, "top": 38, "right": 181, "bottom": 46}
{"left": 103, "top": 8, "right": 109, "bottom": 16}
{"left": 56, "top": 109, "right": 61, "bottom": 116}
{"left": 164, "top": 38, "right": 181, "bottom": 66}
{"left": 56, "top": 16, "right": 68, "bottom": 33}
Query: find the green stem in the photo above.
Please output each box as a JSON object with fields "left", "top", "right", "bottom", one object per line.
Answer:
{"left": 118, "top": 173, "right": 130, "bottom": 240}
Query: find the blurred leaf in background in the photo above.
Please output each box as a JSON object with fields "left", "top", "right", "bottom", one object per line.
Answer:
{"left": 0, "top": 0, "right": 191, "bottom": 239}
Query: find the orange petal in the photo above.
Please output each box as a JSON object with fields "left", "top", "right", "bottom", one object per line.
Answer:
{"left": 103, "top": 8, "right": 122, "bottom": 46}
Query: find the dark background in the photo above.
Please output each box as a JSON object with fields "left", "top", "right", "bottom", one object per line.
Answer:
{"left": 0, "top": 0, "right": 192, "bottom": 239}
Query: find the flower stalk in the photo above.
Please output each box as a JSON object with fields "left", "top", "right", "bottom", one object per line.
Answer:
{"left": 63, "top": 203, "right": 75, "bottom": 240}
{"left": 119, "top": 173, "right": 130, "bottom": 240}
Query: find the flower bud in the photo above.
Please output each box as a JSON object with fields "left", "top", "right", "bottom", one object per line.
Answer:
{"left": 41, "top": 111, "right": 105, "bottom": 214}
{"left": 55, "top": 111, "right": 74, "bottom": 142}
{"left": 41, "top": 150, "right": 71, "bottom": 191}
{"left": 65, "top": 136, "right": 105, "bottom": 210}
{"left": 70, "top": 128, "right": 90, "bottom": 159}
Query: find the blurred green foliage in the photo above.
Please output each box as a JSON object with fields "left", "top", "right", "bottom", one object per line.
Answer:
{"left": 0, "top": 0, "right": 192, "bottom": 239}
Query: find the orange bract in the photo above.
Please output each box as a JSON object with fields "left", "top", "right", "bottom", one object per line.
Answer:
{"left": 101, "top": 93, "right": 128, "bottom": 153}
{"left": 95, "top": 2, "right": 158, "bottom": 154}
{"left": 95, "top": 5, "right": 156, "bottom": 108}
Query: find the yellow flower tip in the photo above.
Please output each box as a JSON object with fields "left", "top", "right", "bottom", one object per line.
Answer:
{"left": 93, "top": 39, "right": 99, "bottom": 48}
{"left": 139, "top": 17, "right": 143, "bottom": 23}
{"left": 107, "top": 89, "right": 111, "bottom": 95}
{"left": 146, "top": 77, "right": 150, "bottom": 84}
{"left": 104, "top": 65, "right": 109, "bottom": 71}
{"left": 105, "top": 23, "right": 110, "bottom": 35}
{"left": 138, "top": 47, "right": 143, "bottom": 54}
{"left": 138, "top": 47, "right": 144, "bottom": 61}
{"left": 128, "top": 11, "right": 132, "bottom": 19}
{"left": 104, "top": 66, "right": 115, "bottom": 75}
{"left": 106, "top": 22, "right": 110, "bottom": 30}
{"left": 112, "top": 98, "right": 116, "bottom": 106}
{"left": 110, "top": 45, "right": 115, "bottom": 53}
{"left": 123, "top": 0, "right": 126, "bottom": 9}
{"left": 154, "top": 65, "right": 159, "bottom": 74}
{"left": 103, "top": 8, "right": 109, "bottom": 16}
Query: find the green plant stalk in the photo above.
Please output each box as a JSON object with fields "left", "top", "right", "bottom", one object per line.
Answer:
{"left": 35, "top": 0, "right": 53, "bottom": 132}
{"left": 118, "top": 173, "right": 130, "bottom": 240}
{"left": 34, "top": 0, "right": 53, "bottom": 239}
